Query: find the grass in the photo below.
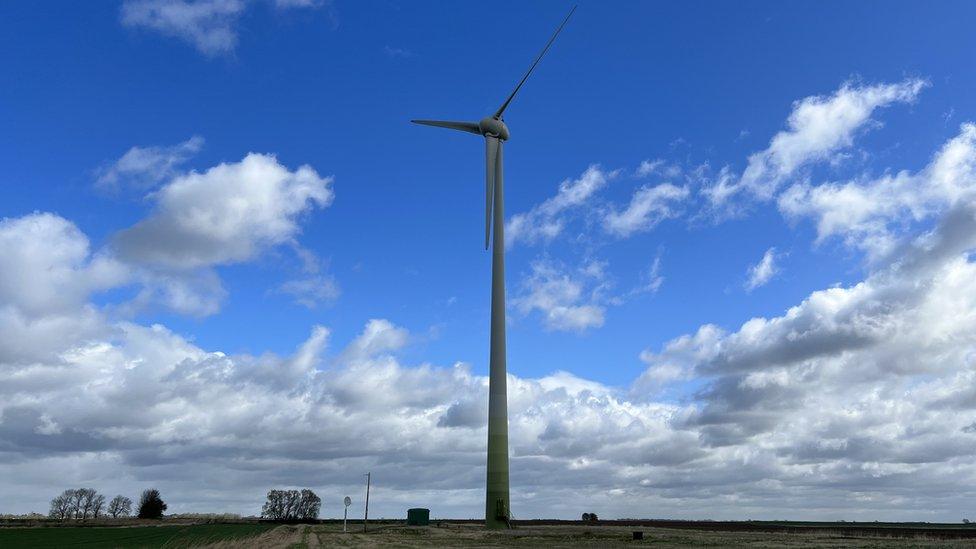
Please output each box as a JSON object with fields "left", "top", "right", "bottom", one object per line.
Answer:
{"left": 0, "top": 523, "right": 275, "bottom": 548}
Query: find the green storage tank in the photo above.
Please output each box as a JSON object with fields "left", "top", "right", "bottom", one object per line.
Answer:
{"left": 406, "top": 508, "right": 430, "bottom": 526}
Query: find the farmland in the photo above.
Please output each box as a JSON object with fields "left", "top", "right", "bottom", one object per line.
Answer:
{"left": 0, "top": 522, "right": 274, "bottom": 548}
{"left": 3, "top": 520, "right": 976, "bottom": 548}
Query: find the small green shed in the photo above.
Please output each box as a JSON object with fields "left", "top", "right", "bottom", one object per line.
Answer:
{"left": 406, "top": 507, "right": 430, "bottom": 526}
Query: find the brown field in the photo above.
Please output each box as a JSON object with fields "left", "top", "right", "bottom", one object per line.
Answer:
{"left": 222, "top": 522, "right": 976, "bottom": 548}
{"left": 4, "top": 519, "right": 976, "bottom": 548}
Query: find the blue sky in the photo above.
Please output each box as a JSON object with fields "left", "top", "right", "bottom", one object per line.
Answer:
{"left": 3, "top": 1, "right": 976, "bottom": 520}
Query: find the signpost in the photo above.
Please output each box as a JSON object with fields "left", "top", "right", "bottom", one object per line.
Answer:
{"left": 343, "top": 496, "right": 351, "bottom": 532}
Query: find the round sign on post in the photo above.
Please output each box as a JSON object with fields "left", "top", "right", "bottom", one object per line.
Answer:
{"left": 343, "top": 496, "right": 351, "bottom": 532}
{"left": 344, "top": 496, "right": 352, "bottom": 507}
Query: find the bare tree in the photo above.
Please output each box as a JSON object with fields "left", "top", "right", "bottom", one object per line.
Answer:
{"left": 91, "top": 493, "right": 106, "bottom": 518}
{"left": 70, "top": 489, "right": 86, "bottom": 519}
{"left": 108, "top": 495, "right": 133, "bottom": 518}
{"left": 49, "top": 490, "right": 75, "bottom": 521}
{"left": 261, "top": 489, "right": 321, "bottom": 521}
{"left": 77, "top": 488, "right": 100, "bottom": 520}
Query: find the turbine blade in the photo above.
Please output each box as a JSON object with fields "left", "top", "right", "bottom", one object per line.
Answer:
{"left": 411, "top": 119, "right": 481, "bottom": 134}
{"left": 485, "top": 136, "right": 499, "bottom": 250}
{"left": 493, "top": 5, "right": 577, "bottom": 119}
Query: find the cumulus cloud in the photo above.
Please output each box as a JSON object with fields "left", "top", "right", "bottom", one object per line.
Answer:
{"left": 642, "top": 198, "right": 976, "bottom": 457}
{"left": 114, "top": 153, "right": 333, "bottom": 270}
{"left": 8, "top": 85, "right": 976, "bottom": 522}
{"left": 96, "top": 150, "right": 335, "bottom": 315}
{"left": 5, "top": 179, "right": 976, "bottom": 519}
{"left": 627, "top": 123, "right": 976, "bottom": 515}
{"left": 513, "top": 260, "right": 610, "bottom": 333}
{"left": 0, "top": 302, "right": 693, "bottom": 518}
{"left": 95, "top": 136, "right": 203, "bottom": 192}
{"left": 506, "top": 165, "right": 613, "bottom": 248}
{"left": 18, "top": 142, "right": 335, "bottom": 318}
{"left": 779, "top": 123, "right": 976, "bottom": 258}
{"left": 121, "top": 0, "right": 321, "bottom": 56}
{"left": 603, "top": 183, "right": 689, "bottom": 237}
{"left": 744, "top": 247, "right": 780, "bottom": 291}
{"left": 703, "top": 79, "right": 927, "bottom": 213}
{"left": 127, "top": 268, "right": 227, "bottom": 317}
{"left": 0, "top": 214, "right": 129, "bottom": 318}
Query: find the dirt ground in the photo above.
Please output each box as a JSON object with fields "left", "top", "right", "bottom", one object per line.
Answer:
{"left": 220, "top": 523, "right": 976, "bottom": 548}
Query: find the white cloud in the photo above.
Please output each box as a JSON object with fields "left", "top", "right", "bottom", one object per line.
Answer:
{"left": 101, "top": 151, "right": 334, "bottom": 316}
{"left": 0, "top": 213, "right": 128, "bottom": 318}
{"left": 635, "top": 159, "right": 664, "bottom": 177}
{"left": 95, "top": 136, "right": 203, "bottom": 192}
{"left": 779, "top": 123, "right": 976, "bottom": 258}
{"left": 9, "top": 85, "right": 976, "bottom": 522}
{"left": 506, "top": 165, "right": 613, "bottom": 248}
{"left": 703, "top": 79, "right": 927, "bottom": 212}
{"left": 121, "top": 0, "right": 246, "bottom": 56}
{"left": 513, "top": 260, "right": 608, "bottom": 332}
{"left": 6, "top": 143, "right": 335, "bottom": 319}
{"left": 275, "top": 275, "right": 340, "bottom": 308}
{"left": 744, "top": 247, "right": 780, "bottom": 291}
{"left": 635, "top": 159, "right": 682, "bottom": 179}
{"left": 640, "top": 254, "right": 664, "bottom": 294}
{"left": 127, "top": 268, "right": 227, "bottom": 317}
{"left": 114, "top": 153, "right": 333, "bottom": 270}
{"left": 339, "top": 318, "right": 409, "bottom": 363}
{"left": 0, "top": 308, "right": 695, "bottom": 518}
{"left": 5, "top": 187, "right": 976, "bottom": 519}
{"left": 120, "top": 0, "right": 321, "bottom": 56}
{"left": 603, "top": 183, "right": 689, "bottom": 237}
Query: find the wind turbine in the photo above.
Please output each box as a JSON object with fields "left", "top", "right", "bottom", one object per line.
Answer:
{"left": 411, "top": 6, "right": 576, "bottom": 529}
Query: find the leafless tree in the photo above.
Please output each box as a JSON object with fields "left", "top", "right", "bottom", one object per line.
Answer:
{"left": 77, "top": 488, "right": 100, "bottom": 519}
{"left": 295, "top": 489, "right": 320, "bottom": 520}
{"left": 70, "top": 489, "right": 86, "bottom": 519}
{"left": 49, "top": 490, "right": 75, "bottom": 521}
{"left": 108, "top": 495, "right": 133, "bottom": 518}
{"left": 261, "top": 489, "right": 320, "bottom": 521}
{"left": 91, "top": 493, "right": 106, "bottom": 518}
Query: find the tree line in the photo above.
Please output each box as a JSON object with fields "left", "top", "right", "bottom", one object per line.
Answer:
{"left": 49, "top": 488, "right": 167, "bottom": 520}
{"left": 48, "top": 487, "right": 321, "bottom": 522}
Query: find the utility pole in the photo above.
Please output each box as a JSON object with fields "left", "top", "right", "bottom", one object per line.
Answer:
{"left": 363, "top": 472, "right": 371, "bottom": 533}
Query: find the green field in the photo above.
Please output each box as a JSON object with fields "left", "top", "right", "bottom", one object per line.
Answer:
{"left": 0, "top": 523, "right": 275, "bottom": 548}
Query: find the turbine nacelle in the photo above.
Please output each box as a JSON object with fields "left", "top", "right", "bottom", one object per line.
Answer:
{"left": 479, "top": 117, "right": 510, "bottom": 141}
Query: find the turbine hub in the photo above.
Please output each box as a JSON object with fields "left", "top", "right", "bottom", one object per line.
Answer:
{"left": 479, "top": 117, "right": 510, "bottom": 141}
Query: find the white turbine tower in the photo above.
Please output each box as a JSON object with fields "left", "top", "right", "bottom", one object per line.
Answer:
{"left": 412, "top": 6, "right": 576, "bottom": 529}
